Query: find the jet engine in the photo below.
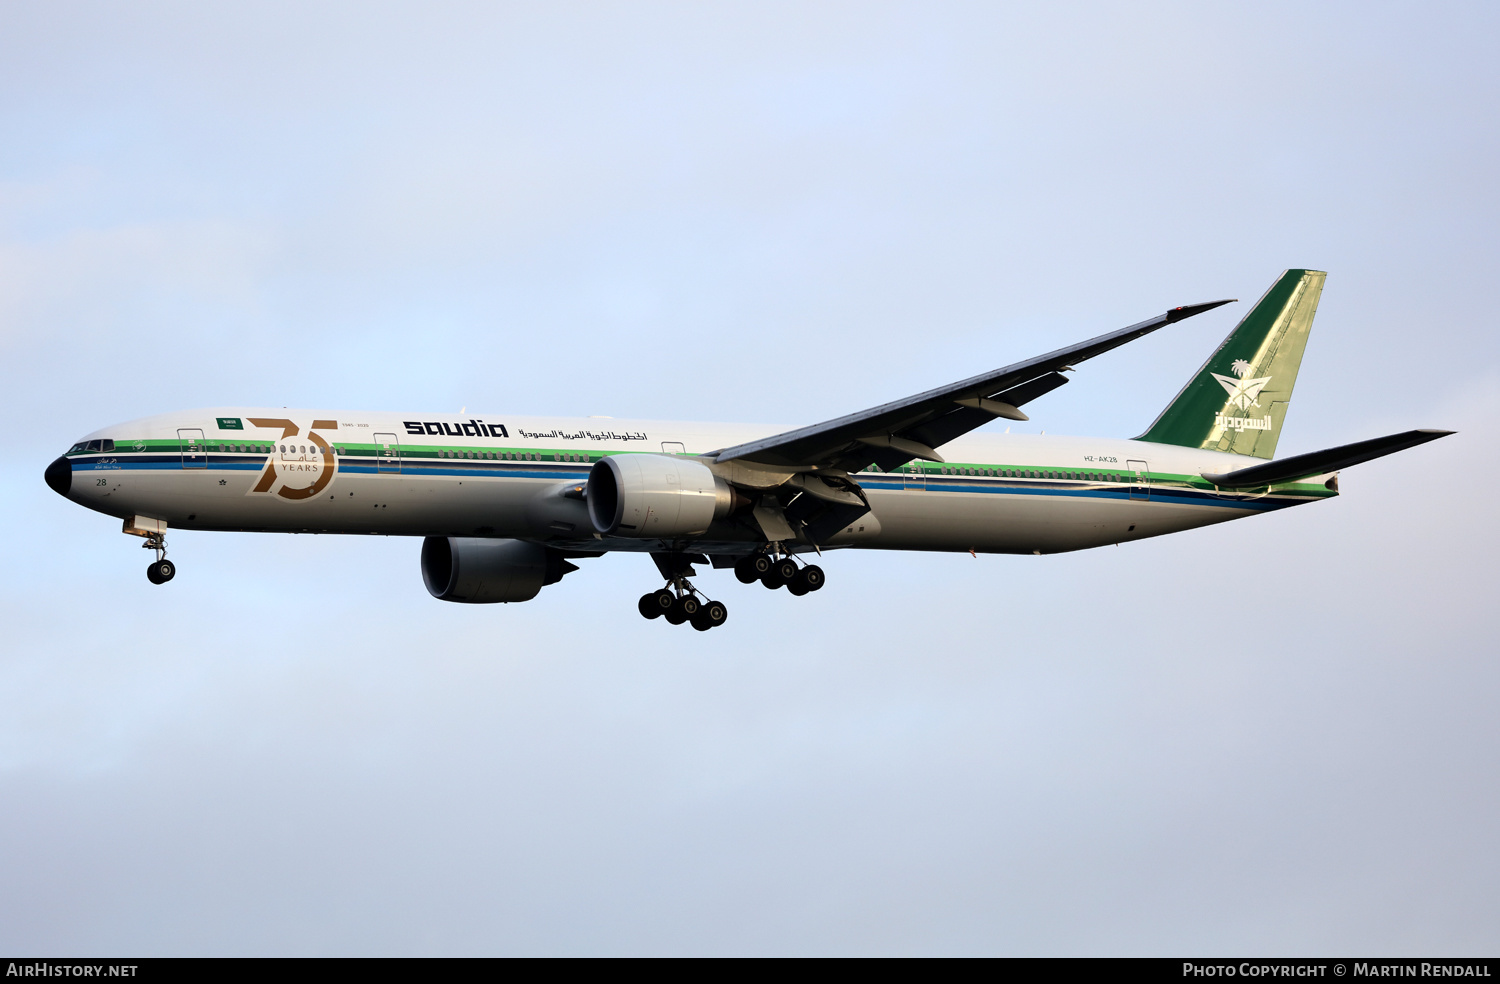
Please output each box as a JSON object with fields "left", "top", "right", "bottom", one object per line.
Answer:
{"left": 421, "top": 537, "right": 578, "bottom": 603}
{"left": 587, "top": 453, "right": 738, "bottom": 538}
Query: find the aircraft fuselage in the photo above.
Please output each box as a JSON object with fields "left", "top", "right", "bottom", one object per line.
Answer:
{"left": 49, "top": 407, "right": 1333, "bottom": 557}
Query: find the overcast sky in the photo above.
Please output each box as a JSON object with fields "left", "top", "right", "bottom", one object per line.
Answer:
{"left": 2, "top": 1, "right": 1496, "bottom": 956}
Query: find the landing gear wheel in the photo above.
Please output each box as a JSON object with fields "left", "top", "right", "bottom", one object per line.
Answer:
{"left": 666, "top": 595, "right": 700, "bottom": 625}
{"left": 146, "top": 559, "right": 175, "bottom": 584}
{"left": 787, "top": 572, "right": 810, "bottom": 596}
{"left": 762, "top": 558, "right": 798, "bottom": 589}
{"left": 691, "top": 600, "right": 728, "bottom": 631}
{"left": 800, "top": 564, "right": 825, "bottom": 591}
{"left": 640, "top": 589, "right": 674, "bottom": 620}
{"left": 733, "top": 556, "right": 762, "bottom": 584}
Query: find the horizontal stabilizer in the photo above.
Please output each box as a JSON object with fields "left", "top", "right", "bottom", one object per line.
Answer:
{"left": 1202, "top": 429, "right": 1454, "bottom": 489}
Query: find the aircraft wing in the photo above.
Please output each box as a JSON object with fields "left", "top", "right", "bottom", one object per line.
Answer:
{"left": 713, "top": 299, "right": 1235, "bottom": 473}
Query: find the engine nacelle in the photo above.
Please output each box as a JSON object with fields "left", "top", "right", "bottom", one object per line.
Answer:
{"left": 421, "top": 537, "right": 577, "bottom": 604}
{"left": 587, "top": 453, "right": 735, "bottom": 538}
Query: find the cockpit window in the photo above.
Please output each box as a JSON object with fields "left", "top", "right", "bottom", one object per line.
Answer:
{"left": 69, "top": 442, "right": 88, "bottom": 454}
{"left": 69, "top": 439, "right": 115, "bottom": 454}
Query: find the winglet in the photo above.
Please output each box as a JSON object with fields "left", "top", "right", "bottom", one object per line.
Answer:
{"left": 1166, "top": 299, "right": 1236, "bottom": 323}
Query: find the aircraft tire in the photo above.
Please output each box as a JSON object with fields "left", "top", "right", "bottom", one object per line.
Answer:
{"left": 642, "top": 589, "right": 674, "bottom": 619}
{"left": 787, "top": 572, "right": 809, "bottom": 596}
{"left": 666, "top": 596, "right": 698, "bottom": 625}
{"left": 733, "top": 558, "right": 759, "bottom": 584}
{"left": 692, "top": 600, "right": 728, "bottom": 631}
{"left": 800, "top": 565, "right": 825, "bottom": 591}
{"left": 147, "top": 559, "right": 175, "bottom": 584}
{"left": 761, "top": 558, "right": 795, "bottom": 590}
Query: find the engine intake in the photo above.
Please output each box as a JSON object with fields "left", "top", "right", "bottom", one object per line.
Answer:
{"left": 421, "top": 537, "right": 577, "bottom": 603}
{"left": 587, "top": 453, "right": 735, "bottom": 538}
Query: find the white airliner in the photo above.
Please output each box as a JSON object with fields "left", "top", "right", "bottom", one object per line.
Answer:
{"left": 46, "top": 270, "right": 1449, "bottom": 630}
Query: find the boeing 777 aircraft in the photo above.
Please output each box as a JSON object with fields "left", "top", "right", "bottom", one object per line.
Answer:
{"left": 45, "top": 270, "right": 1450, "bottom": 630}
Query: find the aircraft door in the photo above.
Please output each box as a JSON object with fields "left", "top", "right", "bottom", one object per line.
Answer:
{"left": 1127, "top": 459, "right": 1150, "bottom": 500}
{"left": 374, "top": 432, "right": 401, "bottom": 473}
{"left": 903, "top": 461, "right": 925, "bottom": 490}
{"left": 179, "top": 428, "right": 206, "bottom": 469}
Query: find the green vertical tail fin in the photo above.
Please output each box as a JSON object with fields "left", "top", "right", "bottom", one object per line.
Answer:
{"left": 1135, "top": 269, "right": 1326, "bottom": 459}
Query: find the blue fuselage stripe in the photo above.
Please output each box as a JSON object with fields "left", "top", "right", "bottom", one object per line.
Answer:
{"left": 67, "top": 456, "right": 1301, "bottom": 511}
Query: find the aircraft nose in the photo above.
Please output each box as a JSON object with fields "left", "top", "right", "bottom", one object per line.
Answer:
{"left": 44, "top": 455, "right": 72, "bottom": 497}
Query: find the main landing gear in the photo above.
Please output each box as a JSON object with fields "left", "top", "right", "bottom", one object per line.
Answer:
{"left": 637, "top": 545, "right": 825, "bottom": 630}
{"left": 733, "top": 547, "right": 824, "bottom": 596}
{"left": 638, "top": 579, "right": 729, "bottom": 631}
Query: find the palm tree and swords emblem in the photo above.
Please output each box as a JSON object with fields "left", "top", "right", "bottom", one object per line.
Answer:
{"left": 1210, "top": 359, "right": 1273, "bottom": 412}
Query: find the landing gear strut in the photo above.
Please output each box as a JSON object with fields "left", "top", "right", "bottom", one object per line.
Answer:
{"left": 138, "top": 531, "right": 176, "bottom": 585}
{"left": 734, "top": 544, "right": 824, "bottom": 596}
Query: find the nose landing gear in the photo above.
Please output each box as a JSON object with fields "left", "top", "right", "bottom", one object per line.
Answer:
{"left": 124, "top": 519, "right": 175, "bottom": 585}
{"left": 141, "top": 532, "right": 175, "bottom": 584}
